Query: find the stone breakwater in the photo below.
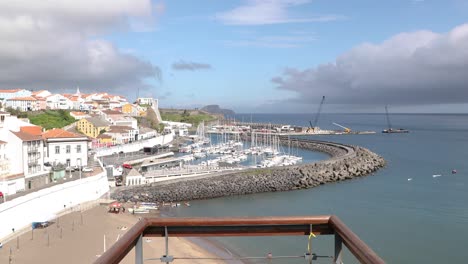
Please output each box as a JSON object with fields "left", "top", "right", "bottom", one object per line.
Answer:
{"left": 112, "top": 139, "right": 385, "bottom": 203}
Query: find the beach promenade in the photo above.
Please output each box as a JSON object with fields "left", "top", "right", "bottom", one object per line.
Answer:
{"left": 0, "top": 205, "right": 224, "bottom": 264}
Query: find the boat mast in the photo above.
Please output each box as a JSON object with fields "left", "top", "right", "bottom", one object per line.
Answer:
{"left": 385, "top": 105, "right": 392, "bottom": 130}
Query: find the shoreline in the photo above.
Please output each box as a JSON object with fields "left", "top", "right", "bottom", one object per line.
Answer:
{"left": 0, "top": 204, "right": 229, "bottom": 264}
{"left": 113, "top": 138, "right": 385, "bottom": 203}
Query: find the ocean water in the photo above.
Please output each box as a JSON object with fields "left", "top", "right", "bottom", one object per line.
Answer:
{"left": 168, "top": 114, "right": 468, "bottom": 263}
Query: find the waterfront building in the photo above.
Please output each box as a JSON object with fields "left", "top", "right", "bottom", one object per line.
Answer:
{"left": 8, "top": 130, "right": 48, "bottom": 190}
{"left": 76, "top": 116, "right": 110, "bottom": 138}
{"left": 42, "top": 128, "right": 89, "bottom": 168}
{"left": 124, "top": 168, "right": 145, "bottom": 186}
{"left": 96, "top": 134, "right": 113, "bottom": 146}
{"left": 104, "top": 125, "right": 136, "bottom": 144}
{"left": 5, "top": 96, "right": 39, "bottom": 111}
{"left": 138, "top": 126, "right": 157, "bottom": 140}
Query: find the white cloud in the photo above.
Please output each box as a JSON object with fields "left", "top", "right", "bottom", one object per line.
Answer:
{"left": 0, "top": 0, "right": 163, "bottom": 95}
{"left": 216, "top": 0, "right": 344, "bottom": 25}
{"left": 272, "top": 23, "right": 468, "bottom": 106}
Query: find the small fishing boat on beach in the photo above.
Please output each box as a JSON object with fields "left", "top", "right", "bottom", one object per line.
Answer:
{"left": 129, "top": 208, "right": 150, "bottom": 214}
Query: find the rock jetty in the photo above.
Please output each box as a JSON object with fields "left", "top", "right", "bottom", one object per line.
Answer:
{"left": 112, "top": 139, "right": 385, "bottom": 203}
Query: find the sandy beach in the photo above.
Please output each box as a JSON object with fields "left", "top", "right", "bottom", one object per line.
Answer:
{"left": 0, "top": 204, "right": 226, "bottom": 264}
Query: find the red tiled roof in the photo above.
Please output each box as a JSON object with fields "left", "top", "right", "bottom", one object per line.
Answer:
{"left": 32, "top": 90, "right": 47, "bottom": 95}
{"left": 20, "top": 126, "right": 42, "bottom": 136}
{"left": 42, "top": 128, "right": 84, "bottom": 139}
{"left": 0, "top": 140, "right": 6, "bottom": 144}
{"left": 0, "top": 89, "right": 23, "bottom": 93}
{"left": 11, "top": 131, "right": 42, "bottom": 141}
{"left": 31, "top": 95, "right": 46, "bottom": 101}
{"left": 70, "top": 111, "right": 87, "bottom": 116}
{"left": 97, "top": 134, "right": 112, "bottom": 139}
{"left": 102, "top": 110, "right": 122, "bottom": 115}
{"left": 7, "top": 96, "right": 37, "bottom": 101}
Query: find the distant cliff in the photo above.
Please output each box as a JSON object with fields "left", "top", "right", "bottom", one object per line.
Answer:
{"left": 200, "top": 105, "right": 235, "bottom": 117}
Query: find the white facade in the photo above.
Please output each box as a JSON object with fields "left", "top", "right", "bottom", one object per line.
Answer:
{"left": 70, "top": 111, "right": 90, "bottom": 120}
{"left": 0, "top": 113, "right": 48, "bottom": 195}
{"left": 137, "top": 97, "right": 154, "bottom": 106}
{"left": 5, "top": 97, "right": 39, "bottom": 111}
{"left": 138, "top": 127, "right": 157, "bottom": 140}
{"left": 108, "top": 116, "right": 138, "bottom": 129}
{"left": 44, "top": 138, "right": 88, "bottom": 167}
{"left": 46, "top": 94, "right": 73, "bottom": 109}
{"left": 0, "top": 89, "right": 31, "bottom": 101}
{"left": 70, "top": 97, "right": 86, "bottom": 110}
{"left": 0, "top": 142, "right": 9, "bottom": 177}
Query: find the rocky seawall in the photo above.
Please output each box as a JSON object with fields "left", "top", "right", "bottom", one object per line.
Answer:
{"left": 112, "top": 139, "right": 385, "bottom": 202}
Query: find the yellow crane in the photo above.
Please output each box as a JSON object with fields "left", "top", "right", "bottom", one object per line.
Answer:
{"left": 332, "top": 122, "right": 351, "bottom": 133}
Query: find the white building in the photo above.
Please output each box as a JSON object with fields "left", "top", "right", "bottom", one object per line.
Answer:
{"left": 46, "top": 94, "right": 73, "bottom": 109}
{"left": 42, "top": 128, "right": 89, "bottom": 168}
{"left": 31, "top": 90, "right": 52, "bottom": 98}
{"left": 138, "top": 126, "right": 157, "bottom": 140}
{"left": 5, "top": 97, "right": 39, "bottom": 111}
{"left": 0, "top": 112, "right": 49, "bottom": 194}
{"left": 125, "top": 168, "right": 145, "bottom": 186}
{"left": 104, "top": 126, "right": 137, "bottom": 144}
{"left": 0, "top": 89, "right": 32, "bottom": 102}
{"left": 8, "top": 130, "right": 48, "bottom": 191}
{"left": 137, "top": 97, "right": 154, "bottom": 106}
{"left": 0, "top": 140, "right": 9, "bottom": 178}
{"left": 70, "top": 111, "right": 90, "bottom": 120}
{"left": 109, "top": 116, "right": 138, "bottom": 129}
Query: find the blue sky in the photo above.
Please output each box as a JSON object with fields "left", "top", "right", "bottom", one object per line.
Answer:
{"left": 1, "top": 0, "right": 468, "bottom": 113}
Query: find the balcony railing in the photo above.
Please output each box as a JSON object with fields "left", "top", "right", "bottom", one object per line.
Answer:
{"left": 94, "top": 216, "right": 384, "bottom": 264}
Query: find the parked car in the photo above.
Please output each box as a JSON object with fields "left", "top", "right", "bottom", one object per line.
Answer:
{"left": 44, "top": 162, "right": 51, "bottom": 167}
{"left": 65, "top": 166, "right": 75, "bottom": 172}
{"left": 122, "top": 164, "right": 132, "bottom": 169}
{"left": 82, "top": 167, "right": 94, "bottom": 172}
{"left": 0, "top": 191, "right": 3, "bottom": 199}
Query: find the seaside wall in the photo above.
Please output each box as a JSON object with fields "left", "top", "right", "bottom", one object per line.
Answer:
{"left": 94, "top": 133, "right": 174, "bottom": 157}
{"left": 0, "top": 173, "right": 109, "bottom": 241}
{"left": 112, "top": 139, "right": 386, "bottom": 202}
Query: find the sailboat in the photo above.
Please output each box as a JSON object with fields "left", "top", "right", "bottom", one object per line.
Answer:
{"left": 382, "top": 105, "right": 409, "bottom": 133}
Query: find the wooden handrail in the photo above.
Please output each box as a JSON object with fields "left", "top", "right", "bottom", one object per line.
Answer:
{"left": 329, "top": 215, "right": 385, "bottom": 264}
{"left": 95, "top": 215, "right": 384, "bottom": 264}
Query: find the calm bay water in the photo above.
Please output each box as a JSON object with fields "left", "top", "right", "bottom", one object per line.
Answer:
{"left": 169, "top": 114, "right": 468, "bottom": 263}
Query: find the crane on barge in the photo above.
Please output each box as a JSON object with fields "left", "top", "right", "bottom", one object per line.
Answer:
{"left": 382, "top": 105, "right": 409, "bottom": 133}
{"left": 307, "top": 96, "right": 325, "bottom": 133}
{"left": 332, "top": 122, "right": 351, "bottom": 133}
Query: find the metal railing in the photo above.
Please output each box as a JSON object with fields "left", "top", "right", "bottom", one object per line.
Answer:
{"left": 94, "top": 215, "right": 384, "bottom": 264}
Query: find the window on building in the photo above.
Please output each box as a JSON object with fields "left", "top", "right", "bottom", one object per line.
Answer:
{"left": 66, "top": 145, "right": 71, "bottom": 154}
{"left": 77, "top": 145, "right": 81, "bottom": 153}
{"left": 55, "top": 146, "right": 60, "bottom": 154}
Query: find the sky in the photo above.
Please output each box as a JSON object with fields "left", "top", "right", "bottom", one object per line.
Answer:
{"left": 1, "top": 0, "right": 468, "bottom": 113}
